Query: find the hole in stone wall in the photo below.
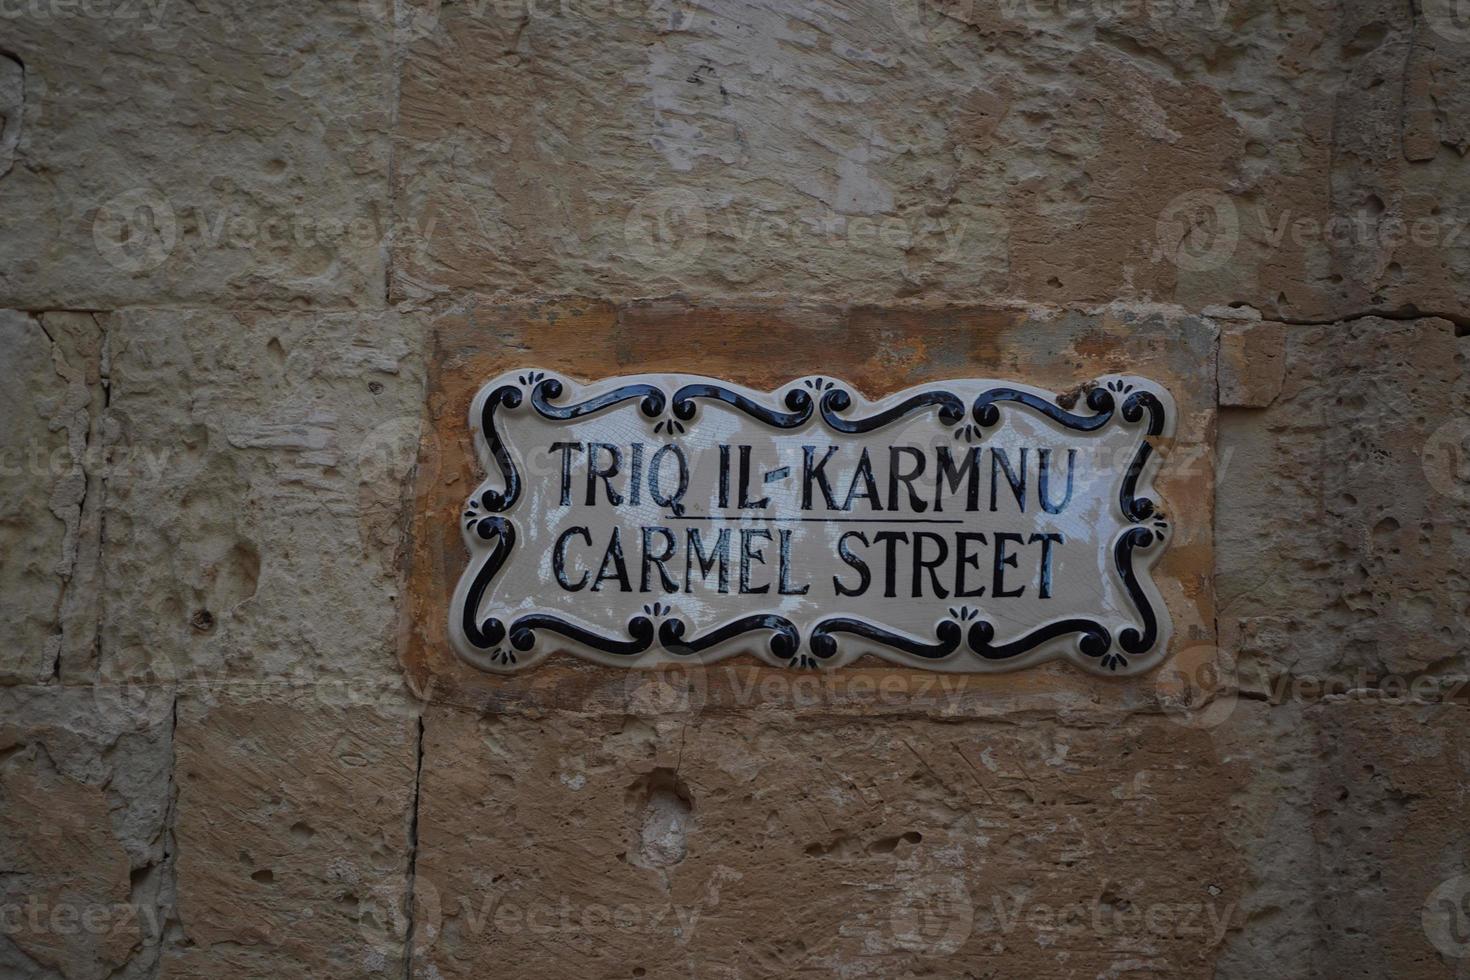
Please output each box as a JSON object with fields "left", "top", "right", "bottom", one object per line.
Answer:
{"left": 1342, "top": 21, "right": 1388, "bottom": 56}
{"left": 867, "top": 830, "right": 923, "bottom": 854}
{"left": 626, "top": 767, "right": 694, "bottom": 869}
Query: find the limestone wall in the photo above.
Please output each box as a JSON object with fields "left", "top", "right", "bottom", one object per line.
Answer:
{"left": 1, "top": 0, "right": 1468, "bottom": 976}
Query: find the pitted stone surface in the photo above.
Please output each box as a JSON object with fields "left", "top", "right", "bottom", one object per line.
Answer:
{"left": 0, "top": 2, "right": 394, "bottom": 308}
{"left": 1217, "top": 316, "right": 1470, "bottom": 688}
{"left": 99, "top": 310, "right": 426, "bottom": 688}
{"left": 391, "top": 0, "right": 1469, "bottom": 319}
{"left": 409, "top": 702, "right": 1249, "bottom": 979}
{"left": 0, "top": 686, "right": 174, "bottom": 980}
{"left": 0, "top": 311, "right": 107, "bottom": 684}
{"left": 163, "top": 692, "right": 419, "bottom": 978}
{"left": 1218, "top": 320, "right": 1286, "bottom": 408}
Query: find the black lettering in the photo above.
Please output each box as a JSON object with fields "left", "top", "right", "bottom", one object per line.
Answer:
{"left": 553, "top": 526, "right": 591, "bottom": 591}
{"left": 992, "top": 531, "right": 1025, "bottom": 598}
{"left": 1037, "top": 448, "right": 1076, "bottom": 515}
{"left": 649, "top": 444, "right": 689, "bottom": 516}
{"left": 591, "top": 527, "right": 631, "bottom": 592}
{"left": 628, "top": 443, "right": 645, "bottom": 506}
{"left": 718, "top": 445, "right": 731, "bottom": 509}
{"left": 739, "top": 528, "right": 772, "bottom": 594}
{"left": 1029, "top": 532, "right": 1063, "bottom": 598}
{"left": 888, "top": 446, "right": 928, "bottom": 512}
{"left": 586, "top": 443, "right": 623, "bottom": 506}
{"left": 833, "top": 531, "right": 871, "bottom": 597}
{"left": 955, "top": 532, "right": 987, "bottom": 598}
{"left": 934, "top": 446, "right": 980, "bottom": 512}
{"left": 738, "top": 445, "right": 770, "bottom": 509}
{"left": 872, "top": 530, "right": 909, "bottom": 598}
{"left": 801, "top": 445, "right": 840, "bottom": 510}
{"left": 685, "top": 527, "right": 731, "bottom": 593}
{"left": 842, "top": 448, "right": 884, "bottom": 512}
{"left": 550, "top": 441, "right": 583, "bottom": 506}
{"left": 777, "top": 529, "right": 809, "bottom": 594}
{"left": 911, "top": 531, "right": 949, "bottom": 598}
{"left": 989, "top": 448, "right": 1028, "bottom": 512}
{"left": 640, "top": 526, "right": 678, "bottom": 593}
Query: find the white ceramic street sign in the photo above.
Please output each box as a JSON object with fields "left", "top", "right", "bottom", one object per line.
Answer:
{"left": 450, "top": 371, "right": 1175, "bottom": 675}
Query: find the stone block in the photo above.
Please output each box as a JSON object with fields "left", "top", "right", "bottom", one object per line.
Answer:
{"left": 1217, "top": 316, "right": 1470, "bottom": 687}
{"left": 99, "top": 310, "right": 426, "bottom": 689}
{"left": 162, "top": 692, "right": 420, "bottom": 978}
{"left": 0, "top": 311, "right": 106, "bottom": 684}
{"left": 0, "top": 686, "right": 173, "bottom": 979}
{"left": 389, "top": 0, "right": 1470, "bottom": 319}
{"left": 0, "top": 2, "right": 395, "bottom": 308}
{"left": 409, "top": 700, "right": 1249, "bottom": 978}
{"left": 1305, "top": 700, "right": 1470, "bottom": 978}
{"left": 1219, "top": 320, "right": 1286, "bottom": 408}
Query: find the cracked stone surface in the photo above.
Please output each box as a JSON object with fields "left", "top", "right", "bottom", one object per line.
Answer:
{"left": 0, "top": 310, "right": 107, "bottom": 684}
{"left": 0, "top": 52, "right": 21, "bottom": 179}
{"left": 1210, "top": 698, "right": 1470, "bottom": 978}
{"left": 0, "top": 686, "right": 174, "bottom": 980}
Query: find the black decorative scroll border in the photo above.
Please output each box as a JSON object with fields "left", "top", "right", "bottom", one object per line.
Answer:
{"left": 454, "top": 373, "right": 1171, "bottom": 673}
